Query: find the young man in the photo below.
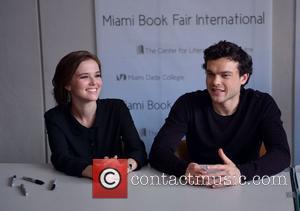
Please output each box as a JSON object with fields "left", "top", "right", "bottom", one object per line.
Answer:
{"left": 149, "top": 41, "right": 290, "bottom": 188}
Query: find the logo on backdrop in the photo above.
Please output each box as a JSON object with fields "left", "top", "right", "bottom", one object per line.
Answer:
{"left": 136, "top": 44, "right": 204, "bottom": 55}
{"left": 137, "top": 45, "right": 145, "bottom": 54}
{"left": 116, "top": 74, "right": 127, "bottom": 81}
{"left": 115, "top": 73, "right": 184, "bottom": 82}
{"left": 126, "top": 100, "right": 172, "bottom": 111}
{"left": 139, "top": 128, "right": 158, "bottom": 137}
{"left": 93, "top": 159, "right": 128, "bottom": 198}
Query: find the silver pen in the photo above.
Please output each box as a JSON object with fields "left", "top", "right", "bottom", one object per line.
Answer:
{"left": 49, "top": 179, "right": 56, "bottom": 191}
{"left": 20, "top": 184, "right": 28, "bottom": 196}
{"left": 10, "top": 175, "right": 17, "bottom": 187}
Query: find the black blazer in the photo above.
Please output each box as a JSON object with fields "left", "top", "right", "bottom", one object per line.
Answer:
{"left": 45, "top": 99, "right": 147, "bottom": 177}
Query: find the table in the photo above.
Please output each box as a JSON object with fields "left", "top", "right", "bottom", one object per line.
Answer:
{"left": 0, "top": 163, "right": 295, "bottom": 211}
{"left": 293, "top": 165, "right": 300, "bottom": 210}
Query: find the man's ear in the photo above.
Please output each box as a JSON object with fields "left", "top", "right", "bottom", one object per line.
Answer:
{"left": 240, "top": 73, "right": 249, "bottom": 85}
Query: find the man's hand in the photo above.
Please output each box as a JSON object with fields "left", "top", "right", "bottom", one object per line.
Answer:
{"left": 184, "top": 149, "right": 241, "bottom": 188}
{"left": 205, "top": 148, "right": 241, "bottom": 188}
{"left": 185, "top": 162, "right": 208, "bottom": 186}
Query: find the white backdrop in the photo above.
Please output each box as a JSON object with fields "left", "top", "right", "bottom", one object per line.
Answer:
{"left": 95, "top": 0, "right": 272, "bottom": 151}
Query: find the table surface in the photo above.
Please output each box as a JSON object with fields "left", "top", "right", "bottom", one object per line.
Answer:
{"left": 295, "top": 165, "right": 300, "bottom": 185}
{"left": 0, "top": 163, "right": 295, "bottom": 211}
{"left": 294, "top": 165, "right": 300, "bottom": 211}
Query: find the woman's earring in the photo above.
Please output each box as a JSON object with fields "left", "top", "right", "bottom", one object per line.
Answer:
{"left": 67, "top": 91, "right": 71, "bottom": 103}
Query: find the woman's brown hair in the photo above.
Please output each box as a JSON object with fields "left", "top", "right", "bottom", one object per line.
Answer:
{"left": 52, "top": 50, "right": 101, "bottom": 105}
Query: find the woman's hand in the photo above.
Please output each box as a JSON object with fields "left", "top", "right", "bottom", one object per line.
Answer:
{"left": 82, "top": 165, "right": 92, "bottom": 178}
{"left": 128, "top": 158, "right": 138, "bottom": 173}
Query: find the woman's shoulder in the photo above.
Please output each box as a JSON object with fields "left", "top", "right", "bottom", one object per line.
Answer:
{"left": 96, "top": 99, "right": 130, "bottom": 120}
{"left": 97, "top": 98, "right": 127, "bottom": 108}
{"left": 44, "top": 104, "right": 68, "bottom": 122}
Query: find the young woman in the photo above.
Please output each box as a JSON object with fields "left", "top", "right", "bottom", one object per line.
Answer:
{"left": 45, "top": 50, "right": 147, "bottom": 177}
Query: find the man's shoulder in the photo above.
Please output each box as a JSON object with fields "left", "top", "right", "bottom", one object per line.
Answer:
{"left": 242, "top": 88, "right": 279, "bottom": 114}
{"left": 171, "top": 90, "right": 210, "bottom": 111}
{"left": 243, "top": 88, "right": 274, "bottom": 102}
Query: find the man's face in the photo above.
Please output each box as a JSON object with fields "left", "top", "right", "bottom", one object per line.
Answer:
{"left": 205, "top": 57, "right": 249, "bottom": 107}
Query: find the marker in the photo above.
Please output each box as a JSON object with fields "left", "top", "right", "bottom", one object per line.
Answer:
{"left": 20, "top": 184, "right": 28, "bottom": 196}
{"left": 10, "top": 175, "right": 17, "bottom": 187}
{"left": 49, "top": 179, "right": 56, "bottom": 191}
{"left": 22, "top": 176, "right": 44, "bottom": 185}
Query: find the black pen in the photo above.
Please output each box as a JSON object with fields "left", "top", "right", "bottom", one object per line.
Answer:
{"left": 22, "top": 176, "right": 44, "bottom": 185}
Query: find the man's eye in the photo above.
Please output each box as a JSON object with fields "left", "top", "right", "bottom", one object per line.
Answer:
{"left": 222, "top": 74, "right": 231, "bottom": 78}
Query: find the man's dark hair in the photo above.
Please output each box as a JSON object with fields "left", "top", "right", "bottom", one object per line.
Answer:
{"left": 202, "top": 40, "right": 253, "bottom": 85}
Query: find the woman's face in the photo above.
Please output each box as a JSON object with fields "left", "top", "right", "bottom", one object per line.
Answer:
{"left": 65, "top": 59, "right": 102, "bottom": 104}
